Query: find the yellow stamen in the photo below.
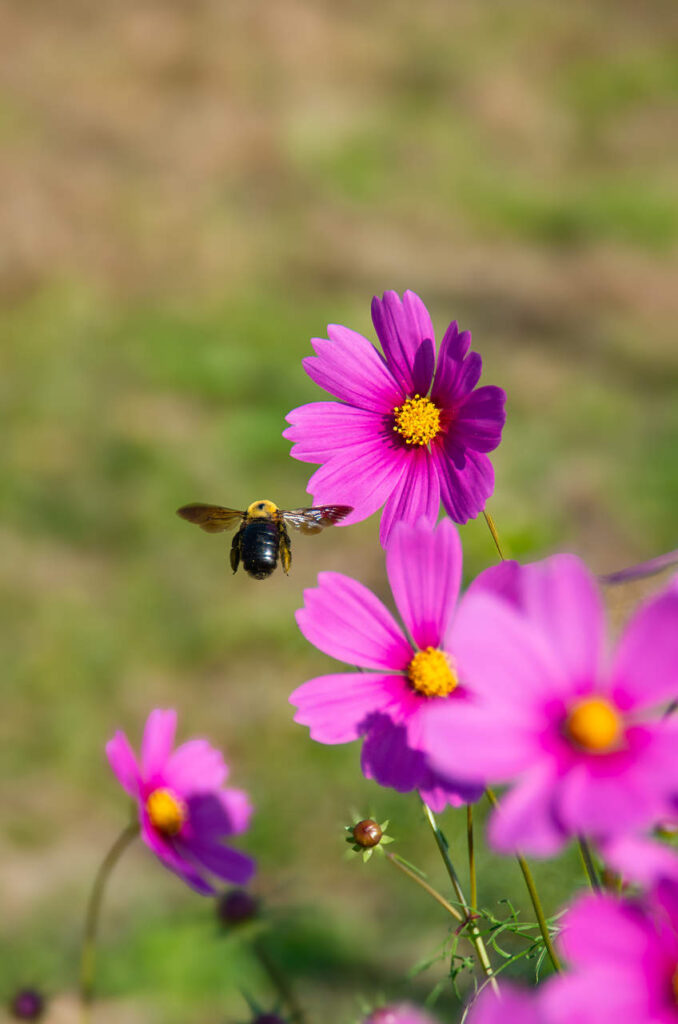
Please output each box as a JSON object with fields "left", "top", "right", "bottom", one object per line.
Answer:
{"left": 393, "top": 395, "right": 442, "bottom": 446}
{"left": 146, "top": 788, "right": 187, "bottom": 836}
{"left": 672, "top": 966, "right": 678, "bottom": 1005}
{"left": 566, "top": 697, "right": 622, "bottom": 752}
{"left": 408, "top": 647, "right": 458, "bottom": 698}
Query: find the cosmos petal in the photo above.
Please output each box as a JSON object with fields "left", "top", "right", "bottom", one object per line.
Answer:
{"left": 433, "top": 444, "right": 494, "bottom": 523}
{"left": 290, "top": 672, "right": 407, "bottom": 743}
{"left": 140, "top": 816, "right": 214, "bottom": 895}
{"left": 141, "top": 709, "right": 177, "bottom": 780}
{"left": 371, "top": 290, "right": 436, "bottom": 396}
{"left": 305, "top": 438, "right": 407, "bottom": 526}
{"left": 487, "top": 767, "right": 565, "bottom": 856}
{"left": 378, "top": 447, "right": 440, "bottom": 548}
{"left": 386, "top": 518, "right": 462, "bottom": 649}
{"left": 283, "top": 402, "right": 386, "bottom": 462}
{"left": 296, "top": 572, "right": 412, "bottom": 670}
{"left": 450, "top": 385, "right": 506, "bottom": 453}
{"left": 186, "top": 790, "right": 253, "bottom": 838}
{"left": 610, "top": 584, "right": 678, "bottom": 710}
{"left": 183, "top": 841, "right": 256, "bottom": 885}
{"left": 361, "top": 716, "right": 426, "bottom": 792}
{"left": 430, "top": 323, "right": 480, "bottom": 407}
{"left": 164, "top": 740, "right": 227, "bottom": 794}
{"left": 303, "top": 326, "right": 401, "bottom": 412}
{"left": 106, "top": 731, "right": 140, "bottom": 797}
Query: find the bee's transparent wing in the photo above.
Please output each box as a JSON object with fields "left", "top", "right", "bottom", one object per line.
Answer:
{"left": 282, "top": 505, "right": 353, "bottom": 535}
{"left": 176, "top": 504, "right": 244, "bottom": 533}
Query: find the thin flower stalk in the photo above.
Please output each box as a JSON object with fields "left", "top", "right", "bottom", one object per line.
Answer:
{"left": 385, "top": 851, "right": 463, "bottom": 923}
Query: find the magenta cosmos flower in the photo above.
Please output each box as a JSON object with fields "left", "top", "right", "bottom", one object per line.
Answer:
{"left": 421, "top": 558, "right": 678, "bottom": 855}
{"left": 290, "top": 517, "right": 489, "bottom": 811}
{"left": 542, "top": 882, "right": 678, "bottom": 1024}
{"left": 284, "top": 290, "right": 506, "bottom": 547}
{"left": 363, "top": 1005, "right": 441, "bottom": 1024}
{"left": 107, "top": 709, "right": 255, "bottom": 893}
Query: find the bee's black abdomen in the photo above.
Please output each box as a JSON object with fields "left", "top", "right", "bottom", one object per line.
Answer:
{"left": 240, "top": 519, "right": 279, "bottom": 580}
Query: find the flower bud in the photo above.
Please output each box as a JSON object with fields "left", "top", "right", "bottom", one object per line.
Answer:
{"left": 351, "top": 819, "right": 383, "bottom": 848}
{"left": 217, "top": 888, "right": 259, "bottom": 926}
{"left": 9, "top": 989, "right": 45, "bottom": 1021}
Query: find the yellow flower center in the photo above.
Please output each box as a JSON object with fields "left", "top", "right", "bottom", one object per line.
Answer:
{"left": 408, "top": 647, "right": 459, "bottom": 698}
{"left": 393, "top": 395, "right": 442, "bottom": 446}
{"left": 565, "top": 697, "right": 622, "bottom": 752}
{"left": 146, "top": 788, "right": 187, "bottom": 836}
{"left": 672, "top": 965, "right": 678, "bottom": 1005}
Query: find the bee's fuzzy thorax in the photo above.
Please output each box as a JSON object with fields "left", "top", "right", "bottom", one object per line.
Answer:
{"left": 246, "top": 499, "right": 279, "bottom": 519}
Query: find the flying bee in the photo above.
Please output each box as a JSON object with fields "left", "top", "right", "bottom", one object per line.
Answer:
{"left": 176, "top": 499, "right": 353, "bottom": 580}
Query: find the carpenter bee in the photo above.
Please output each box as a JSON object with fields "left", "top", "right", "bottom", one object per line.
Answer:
{"left": 176, "top": 499, "right": 352, "bottom": 580}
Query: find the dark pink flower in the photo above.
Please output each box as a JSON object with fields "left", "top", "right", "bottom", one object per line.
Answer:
{"left": 284, "top": 290, "right": 506, "bottom": 547}
{"left": 542, "top": 882, "right": 678, "bottom": 1024}
{"left": 107, "top": 709, "right": 255, "bottom": 894}
{"left": 289, "top": 518, "right": 485, "bottom": 810}
{"left": 422, "top": 558, "right": 678, "bottom": 855}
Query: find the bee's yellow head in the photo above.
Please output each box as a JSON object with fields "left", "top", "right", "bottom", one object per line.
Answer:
{"left": 246, "top": 499, "right": 279, "bottom": 519}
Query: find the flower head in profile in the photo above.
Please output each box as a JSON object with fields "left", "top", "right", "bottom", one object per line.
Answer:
{"left": 284, "top": 290, "right": 505, "bottom": 547}
{"left": 542, "top": 882, "right": 678, "bottom": 1024}
{"left": 422, "top": 558, "right": 678, "bottom": 855}
{"left": 107, "top": 709, "right": 255, "bottom": 894}
{"left": 290, "top": 518, "right": 487, "bottom": 811}
{"left": 465, "top": 984, "right": 543, "bottom": 1024}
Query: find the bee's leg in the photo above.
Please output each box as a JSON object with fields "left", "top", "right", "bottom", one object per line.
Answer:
{"left": 230, "top": 531, "right": 241, "bottom": 574}
{"left": 280, "top": 524, "right": 292, "bottom": 574}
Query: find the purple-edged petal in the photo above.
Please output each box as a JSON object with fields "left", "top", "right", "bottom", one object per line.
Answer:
{"left": 305, "top": 438, "right": 407, "bottom": 526}
{"left": 140, "top": 816, "right": 214, "bottom": 894}
{"left": 386, "top": 518, "right": 462, "bottom": 649}
{"left": 488, "top": 766, "right": 565, "bottom": 856}
{"left": 450, "top": 385, "right": 506, "bottom": 454}
{"left": 303, "top": 326, "right": 401, "bottom": 412}
{"left": 141, "top": 709, "right": 177, "bottom": 780}
{"left": 183, "top": 841, "right": 256, "bottom": 885}
{"left": 371, "top": 290, "right": 436, "bottom": 396}
{"left": 378, "top": 448, "right": 441, "bottom": 548}
{"left": 283, "top": 402, "right": 386, "bottom": 462}
{"left": 542, "top": 967, "right": 650, "bottom": 1024}
{"left": 418, "top": 767, "right": 484, "bottom": 812}
{"left": 290, "top": 672, "right": 407, "bottom": 744}
{"left": 361, "top": 716, "right": 426, "bottom": 792}
{"left": 186, "top": 790, "right": 252, "bottom": 841}
{"left": 296, "top": 572, "right": 412, "bottom": 670}
{"left": 106, "top": 731, "right": 140, "bottom": 797}
{"left": 518, "top": 555, "right": 606, "bottom": 686}
{"left": 164, "top": 739, "right": 227, "bottom": 795}
{"left": 430, "top": 323, "right": 479, "bottom": 407}
{"left": 610, "top": 585, "right": 678, "bottom": 711}
{"left": 433, "top": 445, "right": 494, "bottom": 524}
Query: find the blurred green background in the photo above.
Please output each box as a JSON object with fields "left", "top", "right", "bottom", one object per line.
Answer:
{"left": 1, "top": 0, "right": 676, "bottom": 1020}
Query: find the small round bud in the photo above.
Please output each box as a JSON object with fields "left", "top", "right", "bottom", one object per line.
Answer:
{"left": 10, "top": 989, "right": 45, "bottom": 1021}
{"left": 352, "top": 819, "right": 383, "bottom": 849}
{"left": 217, "top": 888, "right": 259, "bottom": 926}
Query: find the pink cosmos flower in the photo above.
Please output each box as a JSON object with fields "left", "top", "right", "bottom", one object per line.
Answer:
{"left": 421, "top": 558, "right": 678, "bottom": 855}
{"left": 363, "top": 1005, "right": 441, "bottom": 1024}
{"left": 541, "top": 882, "right": 678, "bottom": 1024}
{"left": 284, "top": 290, "right": 506, "bottom": 547}
{"left": 465, "top": 984, "right": 543, "bottom": 1024}
{"left": 289, "top": 518, "right": 487, "bottom": 811}
{"left": 106, "top": 709, "right": 255, "bottom": 894}
{"left": 601, "top": 830, "right": 678, "bottom": 890}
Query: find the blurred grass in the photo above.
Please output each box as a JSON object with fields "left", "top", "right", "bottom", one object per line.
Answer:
{"left": 0, "top": 0, "right": 677, "bottom": 1020}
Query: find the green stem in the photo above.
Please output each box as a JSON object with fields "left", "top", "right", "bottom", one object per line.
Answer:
{"left": 422, "top": 802, "right": 499, "bottom": 994}
{"left": 577, "top": 836, "right": 602, "bottom": 892}
{"left": 485, "top": 789, "right": 562, "bottom": 973}
{"left": 385, "top": 851, "right": 463, "bottom": 922}
{"left": 483, "top": 510, "right": 505, "bottom": 561}
{"left": 252, "top": 936, "right": 308, "bottom": 1024}
{"left": 466, "top": 805, "right": 477, "bottom": 912}
{"left": 79, "top": 821, "right": 139, "bottom": 1023}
